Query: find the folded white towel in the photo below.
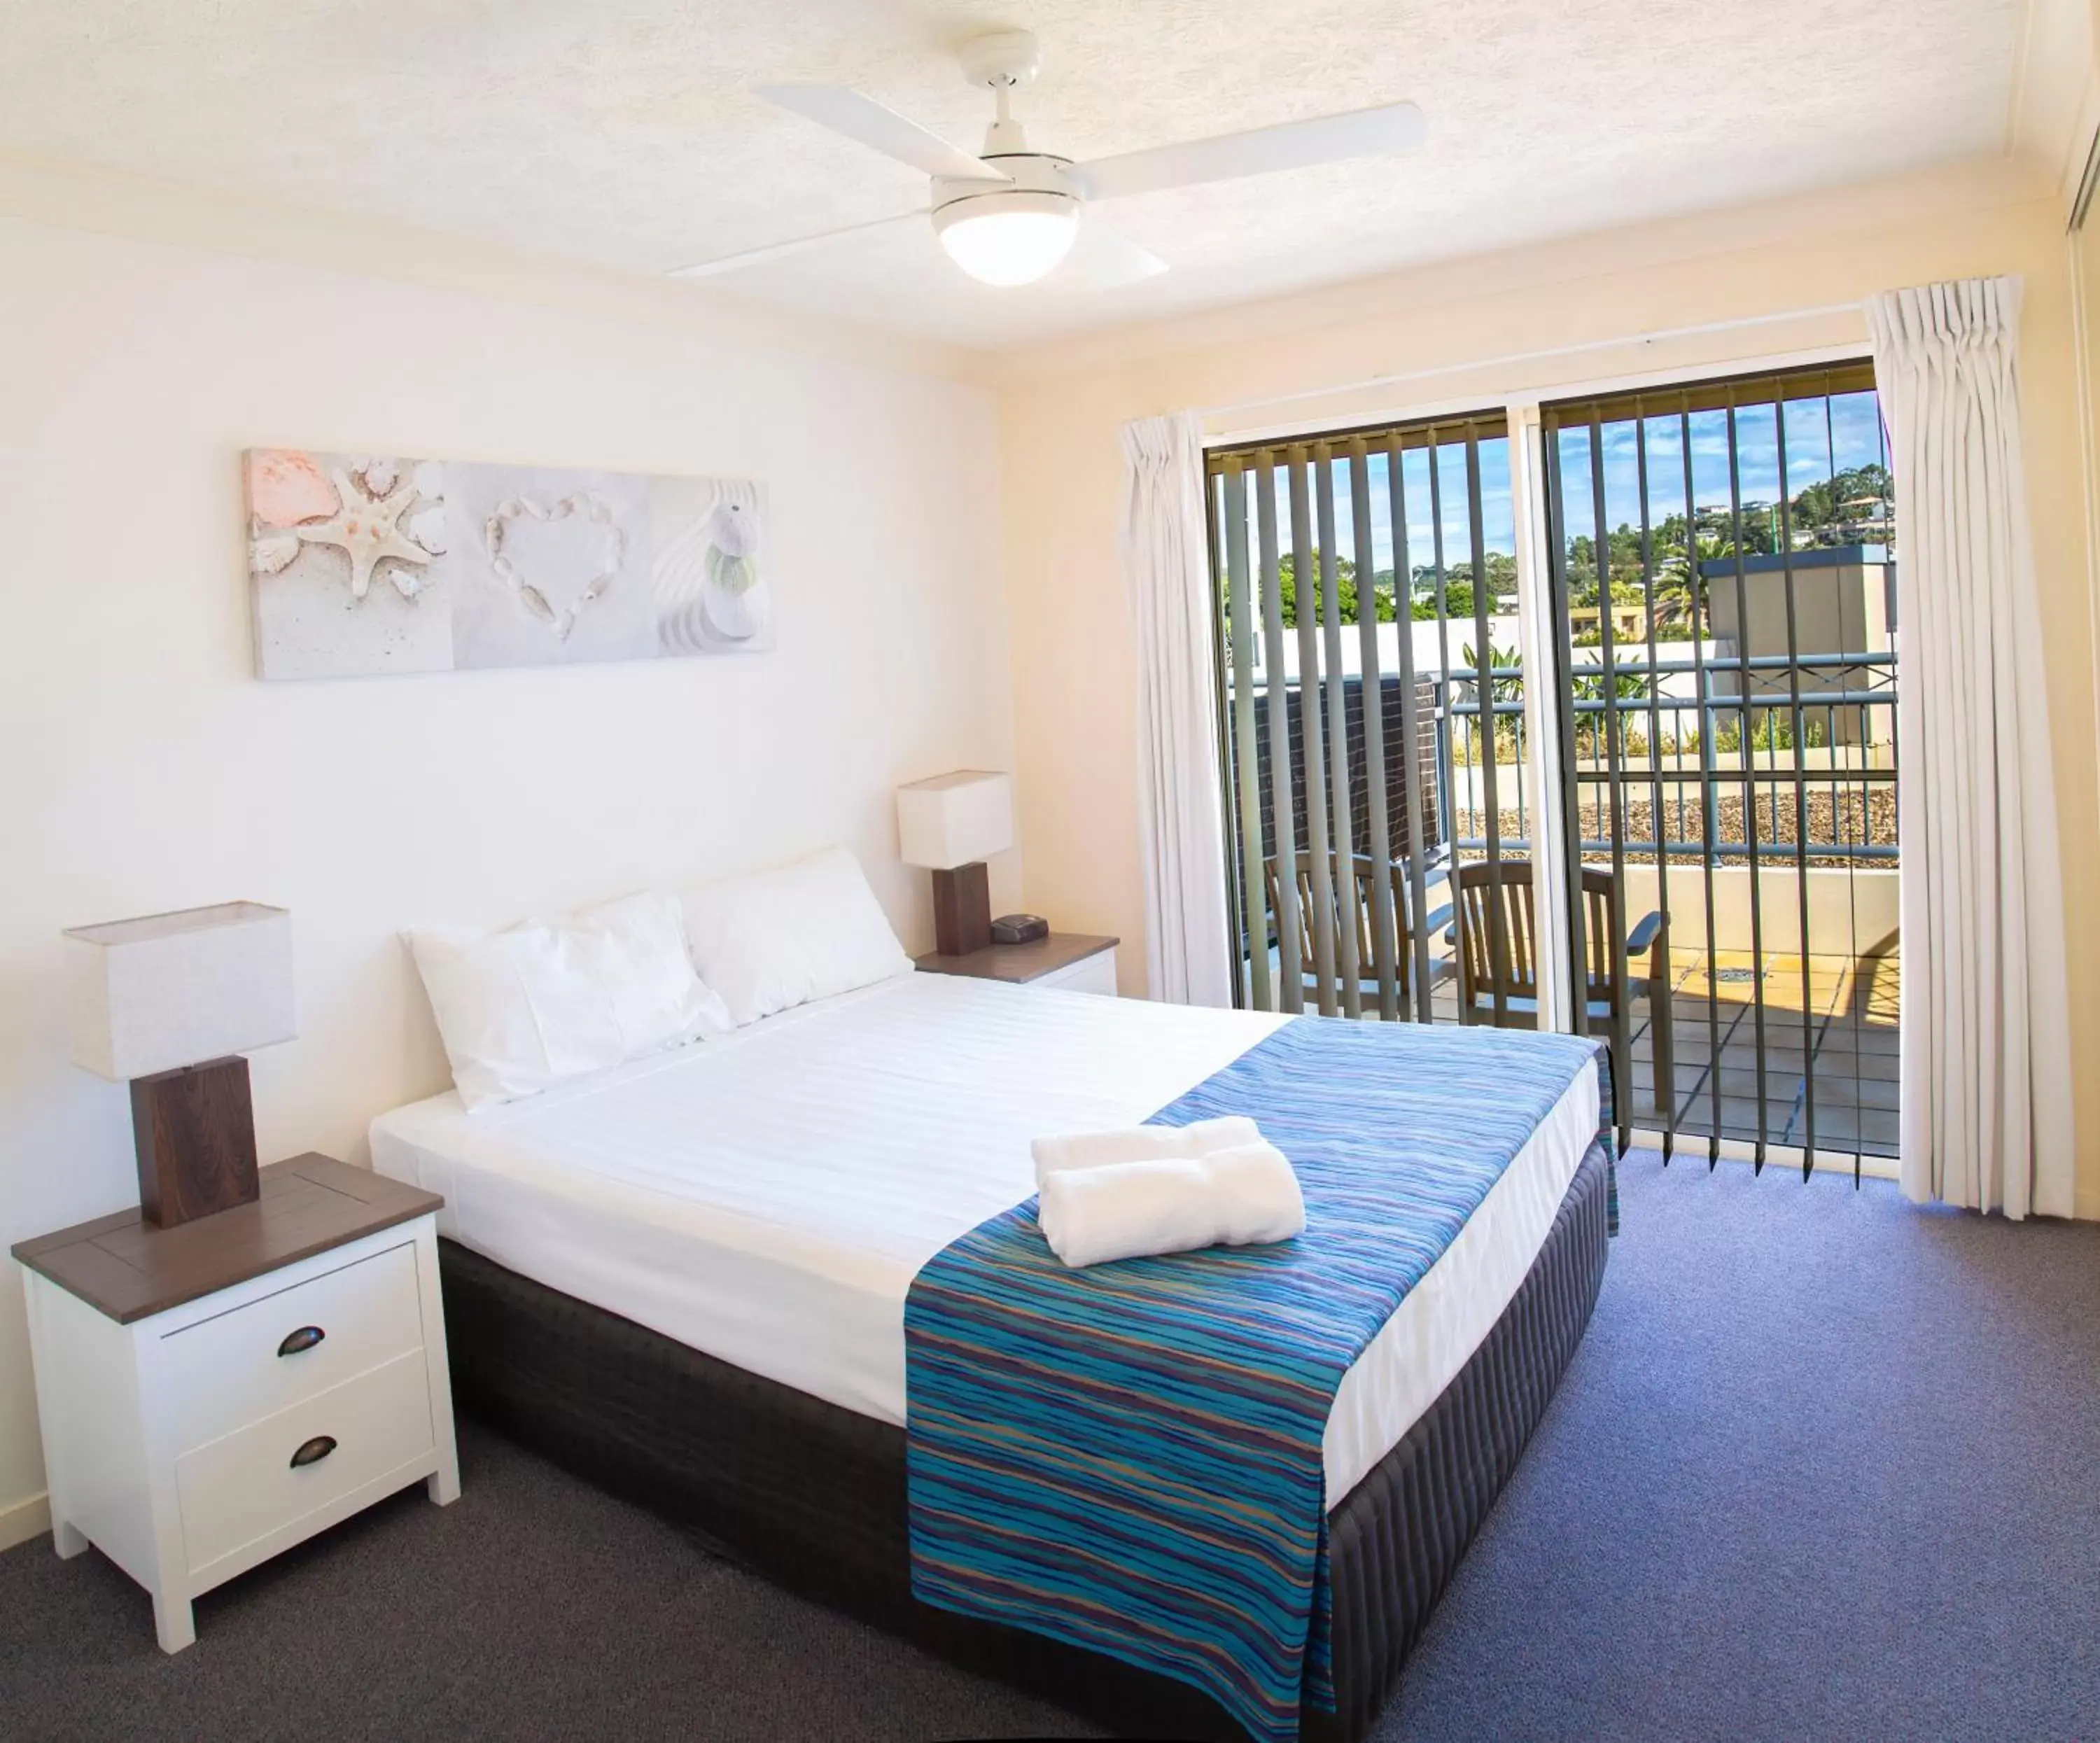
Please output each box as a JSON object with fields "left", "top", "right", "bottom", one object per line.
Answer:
{"left": 1030, "top": 1115, "right": 1264, "bottom": 1186}
{"left": 1036, "top": 1140, "right": 1306, "bottom": 1269}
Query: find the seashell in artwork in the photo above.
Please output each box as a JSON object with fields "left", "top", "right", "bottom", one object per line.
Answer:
{"left": 704, "top": 497, "right": 761, "bottom": 601}
{"left": 706, "top": 499, "right": 761, "bottom": 560}
{"left": 359, "top": 458, "right": 400, "bottom": 498}
{"left": 251, "top": 533, "right": 302, "bottom": 577}
{"left": 248, "top": 451, "right": 340, "bottom": 527}
{"left": 706, "top": 544, "right": 760, "bottom": 597}
{"left": 406, "top": 505, "right": 448, "bottom": 556}
{"left": 654, "top": 482, "right": 770, "bottom": 653}
{"left": 701, "top": 577, "right": 768, "bottom": 641}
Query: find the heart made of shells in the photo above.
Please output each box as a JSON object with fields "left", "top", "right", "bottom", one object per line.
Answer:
{"left": 482, "top": 493, "right": 626, "bottom": 643}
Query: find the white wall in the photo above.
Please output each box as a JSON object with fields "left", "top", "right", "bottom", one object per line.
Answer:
{"left": 0, "top": 214, "right": 1016, "bottom": 1526}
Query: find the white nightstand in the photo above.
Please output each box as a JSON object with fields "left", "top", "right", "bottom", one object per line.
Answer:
{"left": 12, "top": 1154, "right": 459, "bottom": 1653}
{"left": 915, "top": 932, "right": 1120, "bottom": 995}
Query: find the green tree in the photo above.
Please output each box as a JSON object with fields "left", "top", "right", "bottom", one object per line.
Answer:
{"left": 1789, "top": 464, "right": 1892, "bottom": 545}
{"left": 1406, "top": 549, "right": 1513, "bottom": 620}
{"left": 1412, "top": 579, "right": 1475, "bottom": 621}
{"left": 1566, "top": 506, "right": 1792, "bottom": 644}
{"left": 1268, "top": 552, "right": 1397, "bottom": 628}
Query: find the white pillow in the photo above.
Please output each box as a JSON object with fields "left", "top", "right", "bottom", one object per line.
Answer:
{"left": 679, "top": 846, "right": 913, "bottom": 1027}
{"left": 408, "top": 891, "right": 732, "bottom": 1111}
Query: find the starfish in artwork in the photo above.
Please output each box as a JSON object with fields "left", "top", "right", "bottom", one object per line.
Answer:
{"left": 290, "top": 468, "right": 437, "bottom": 600}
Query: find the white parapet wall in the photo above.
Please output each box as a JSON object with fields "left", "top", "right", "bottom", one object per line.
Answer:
{"left": 1614, "top": 862, "right": 1898, "bottom": 962}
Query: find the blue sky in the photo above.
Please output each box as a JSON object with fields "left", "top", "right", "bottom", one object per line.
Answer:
{"left": 1228, "top": 388, "right": 1887, "bottom": 579}
{"left": 1551, "top": 388, "right": 1888, "bottom": 547}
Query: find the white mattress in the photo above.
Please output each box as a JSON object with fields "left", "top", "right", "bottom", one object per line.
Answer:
{"left": 370, "top": 971, "right": 1597, "bottom": 1505}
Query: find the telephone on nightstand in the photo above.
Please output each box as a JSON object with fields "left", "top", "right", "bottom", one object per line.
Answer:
{"left": 990, "top": 913, "right": 1049, "bottom": 945}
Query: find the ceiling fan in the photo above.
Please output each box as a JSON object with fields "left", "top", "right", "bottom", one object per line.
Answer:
{"left": 672, "top": 31, "right": 1426, "bottom": 290}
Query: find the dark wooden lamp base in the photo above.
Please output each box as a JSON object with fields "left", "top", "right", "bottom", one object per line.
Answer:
{"left": 930, "top": 862, "right": 992, "bottom": 958}
{"left": 130, "top": 1056, "right": 260, "bottom": 1228}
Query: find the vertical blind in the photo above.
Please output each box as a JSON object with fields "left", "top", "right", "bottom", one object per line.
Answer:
{"left": 1205, "top": 412, "right": 1520, "bottom": 1027}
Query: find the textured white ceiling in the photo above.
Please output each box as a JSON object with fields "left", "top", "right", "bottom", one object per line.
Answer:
{"left": 0, "top": 0, "right": 2025, "bottom": 351}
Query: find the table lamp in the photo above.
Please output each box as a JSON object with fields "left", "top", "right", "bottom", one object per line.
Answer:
{"left": 896, "top": 771, "right": 1013, "bottom": 957}
{"left": 64, "top": 902, "right": 296, "bottom": 1228}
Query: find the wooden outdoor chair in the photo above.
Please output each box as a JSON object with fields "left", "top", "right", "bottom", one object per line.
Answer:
{"left": 1261, "top": 853, "right": 1455, "bottom": 1012}
{"left": 1449, "top": 860, "right": 1674, "bottom": 1129}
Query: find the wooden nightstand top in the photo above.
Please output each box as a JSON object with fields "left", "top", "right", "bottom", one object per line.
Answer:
{"left": 915, "top": 932, "right": 1119, "bottom": 984}
{"left": 12, "top": 1154, "right": 442, "bottom": 1324}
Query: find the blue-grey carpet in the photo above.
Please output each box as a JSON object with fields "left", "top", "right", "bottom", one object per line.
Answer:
{"left": 2, "top": 1154, "right": 2095, "bottom": 1741}
{"left": 1377, "top": 1154, "right": 2100, "bottom": 1741}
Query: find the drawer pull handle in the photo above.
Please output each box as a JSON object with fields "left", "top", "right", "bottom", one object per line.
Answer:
{"left": 277, "top": 1326, "right": 326, "bottom": 1357}
{"left": 289, "top": 1435, "right": 337, "bottom": 1470}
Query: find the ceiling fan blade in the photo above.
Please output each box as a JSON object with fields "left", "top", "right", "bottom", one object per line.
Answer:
{"left": 1059, "top": 218, "right": 1169, "bottom": 288}
{"left": 668, "top": 210, "right": 927, "bottom": 278}
{"left": 1075, "top": 101, "right": 1426, "bottom": 202}
{"left": 756, "top": 85, "right": 1010, "bottom": 183}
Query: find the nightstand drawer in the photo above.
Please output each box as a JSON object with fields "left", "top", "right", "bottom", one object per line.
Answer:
{"left": 160, "top": 1242, "right": 424, "bottom": 1455}
{"left": 1032, "top": 946, "right": 1117, "bottom": 995}
{"left": 175, "top": 1347, "right": 435, "bottom": 1576}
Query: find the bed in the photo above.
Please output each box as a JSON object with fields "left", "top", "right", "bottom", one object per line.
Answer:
{"left": 372, "top": 970, "right": 1609, "bottom": 1740}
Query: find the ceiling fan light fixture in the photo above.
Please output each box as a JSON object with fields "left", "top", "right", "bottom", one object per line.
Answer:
{"left": 933, "top": 188, "right": 1079, "bottom": 286}
{"left": 699, "top": 38, "right": 1425, "bottom": 293}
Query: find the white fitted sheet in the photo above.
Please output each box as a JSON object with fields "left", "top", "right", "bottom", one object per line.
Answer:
{"left": 370, "top": 971, "right": 1597, "bottom": 1505}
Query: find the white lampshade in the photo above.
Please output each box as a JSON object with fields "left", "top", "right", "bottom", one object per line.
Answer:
{"left": 64, "top": 902, "right": 295, "bottom": 1082}
{"left": 896, "top": 771, "right": 1014, "bottom": 870}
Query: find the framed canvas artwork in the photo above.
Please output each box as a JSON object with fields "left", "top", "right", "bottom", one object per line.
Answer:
{"left": 244, "top": 449, "right": 771, "bottom": 680}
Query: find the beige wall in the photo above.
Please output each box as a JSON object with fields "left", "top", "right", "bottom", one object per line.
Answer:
{"left": 2076, "top": 178, "right": 2100, "bottom": 852}
{"left": 0, "top": 211, "right": 1014, "bottom": 1530}
{"left": 995, "top": 158, "right": 2100, "bottom": 1219}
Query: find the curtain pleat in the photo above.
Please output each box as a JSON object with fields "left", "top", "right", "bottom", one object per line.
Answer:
{"left": 1121, "top": 412, "right": 1233, "bottom": 1007}
{"left": 1866, "top": 276, "right": 2074, "bottom": 1218}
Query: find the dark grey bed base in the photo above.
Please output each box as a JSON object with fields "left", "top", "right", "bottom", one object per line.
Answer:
{"left": 435, "top": 1138, "right": 1611, "bottom": 1742}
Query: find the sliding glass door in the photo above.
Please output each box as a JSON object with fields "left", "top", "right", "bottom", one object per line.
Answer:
{"left": 1205, "top": 412, "right": 1524, "bottom": 1027}
{"left": 1203, "top": 356, "right": 1899, "bottom": 1180}
{"left": 1539, "top": 363, "right": 1898, "bottom": 1179}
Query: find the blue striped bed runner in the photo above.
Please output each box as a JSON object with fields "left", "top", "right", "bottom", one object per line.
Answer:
{"left": 904, "top": 1016, "right": 1606, "bottom": 1743}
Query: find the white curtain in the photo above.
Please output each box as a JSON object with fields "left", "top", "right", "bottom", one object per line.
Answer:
{"left": 1120, "top": 412, "right": 1233, "bottom": 1007}
{"left": 1867, "top": 276, "right": 2075, "bottom": 1218}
